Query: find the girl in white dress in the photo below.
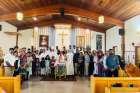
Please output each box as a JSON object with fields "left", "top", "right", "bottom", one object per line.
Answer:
{"left": 26, "top": 52, "right": 33, "bottom": 78}
{"left": 93, "top": 51, "right": 99, "bottom": 76}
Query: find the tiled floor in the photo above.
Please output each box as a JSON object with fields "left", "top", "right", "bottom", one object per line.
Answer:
{"left": 21, "top": 77, "right": 90, "bottom": 93}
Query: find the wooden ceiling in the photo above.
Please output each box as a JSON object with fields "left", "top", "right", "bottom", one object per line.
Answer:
{"left": 0, "top": 0, "right": 140, "bottom": 31}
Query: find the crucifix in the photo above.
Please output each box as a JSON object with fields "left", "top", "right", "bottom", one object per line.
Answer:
{"left": 59, "top": 31, "right": 68, "bottom": 46}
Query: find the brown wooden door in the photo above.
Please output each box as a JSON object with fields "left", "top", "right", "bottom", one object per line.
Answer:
{"left": 135, "top": 46, "right": 140, "bottom": 67}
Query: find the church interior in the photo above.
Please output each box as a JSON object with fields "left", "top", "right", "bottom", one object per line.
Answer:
{"left": 0, "top": 0, "right": 140, "bottom": 93}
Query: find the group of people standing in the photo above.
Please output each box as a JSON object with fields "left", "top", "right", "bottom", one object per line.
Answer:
{"left": 2, "top": 46, "right": 76, "bottom": 79}
{"left": 1, "top": 45, "right": 124, "bottom": 80}
{"left": 73, "top": 48, "right": 123, "bottom": 77}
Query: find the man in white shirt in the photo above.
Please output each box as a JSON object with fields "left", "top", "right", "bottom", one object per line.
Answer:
{"left": 4, "top": 48, "right": 16, "bottom": 76}
{"left": 68, "top": 45, "right": 73, "bottom": 53}
{"left": 72, "top": 45, "right": 76, "bottom": 54}
{"left": 39, "top": 49, "right": 46, "bottom": 61}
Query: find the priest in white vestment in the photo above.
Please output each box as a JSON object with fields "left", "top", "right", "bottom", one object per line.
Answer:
{"left": 66, "top": 51, "right": 74, "bottom": 75}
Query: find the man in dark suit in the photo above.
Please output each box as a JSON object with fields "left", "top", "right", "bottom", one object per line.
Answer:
{"left": 73, "top": 49, "right": 79, "bottom": 75}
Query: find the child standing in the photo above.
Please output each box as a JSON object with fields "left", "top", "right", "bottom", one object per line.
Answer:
{"left": 45, "top": 55, "right": 50, "bottom": 76}
{"left": 50, "top": 56, "right": 56, "bottom": 78}
{"left": 40, "top": 57, "right": 46, "bottom": 76}
{"left": 26, "top": 52, "right": 33, "bottom": 78}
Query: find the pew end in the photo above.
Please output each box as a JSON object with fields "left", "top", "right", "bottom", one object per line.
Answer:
{"left": 0, "top": 75, "right": 20, "bottom": 93}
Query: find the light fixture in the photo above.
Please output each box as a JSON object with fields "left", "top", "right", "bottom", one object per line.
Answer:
{"left": 86, "top": 29, "right": 90, "bottom": 34}
{"left": 33, "top": 16, "right": 37, "bottom": 21}
{"left": 54, "top": 24, "right": 72, "bottom": 29}
{"left": 78, "top": 17, "right": 81, "bottom": 21}
{"left": 16, "top": 12, "right": 24, "bottom": 21}
{"left": 98, "top": 15, "right": 104, "bottom": 24}
{"left": 34, "top": 27, "right": 39, "bottom": 32}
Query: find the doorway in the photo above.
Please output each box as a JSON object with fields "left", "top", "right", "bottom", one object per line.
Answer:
{"left": 135, "top": 46, "right": 140, "bottom": 67}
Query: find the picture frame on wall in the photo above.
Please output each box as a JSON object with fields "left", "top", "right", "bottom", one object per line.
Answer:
{"left": 96, "top": 34, "right": 102, "bottom": 50}
{"left": 76, "top": 36, "right": 85, "bottom": 48}
{"left": 39, "top": 35, "right": 49, "bottom": 47}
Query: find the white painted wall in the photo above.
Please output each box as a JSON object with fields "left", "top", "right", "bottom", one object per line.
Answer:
{"left": 0, "top": 22, "right": 17, "bottom": 53}
{"left": 106, "top": 15, "right": 140, "bottom": 63}
{"left": 18, "top": 27, "right": 55, "bottom": 50}
{"left": 125, "top": 15, "right": 140, "bottom": 50}
{"left": 106, "top": 26, "right": 121, "bottom": 55}
{"left": 18, "top": 27, "right": 105, "bottom": 51}
{"left": 18, "top": 29, "right": 33, "bottom": 49}
{"left": 124, "top": 15, "right": 140, "bottom": 63}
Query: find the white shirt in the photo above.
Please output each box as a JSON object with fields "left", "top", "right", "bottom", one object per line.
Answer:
{"left": 73, "top": 49, "right": 76, "bottom": 54}
{"left": 67, "top": 52, "right": 73, "bottom": 62}
{"left": 39, "top": 53, "right": 46, "bottom": 61}
{"left": 103, "top": 56, "right": 108, "bottom": 69}
{"left": 4, "top": 53, "right": 16, "bottom": 66}
{"left": 93, "top": 56, "right": 98, "bottom": 74}
{"left": 45, "top": 50, "right": 50, "bottom": 56}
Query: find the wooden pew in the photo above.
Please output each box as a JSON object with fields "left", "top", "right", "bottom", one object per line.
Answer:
{"left": 0, "top": 75, "right": 20, "bottom": 93}
{"left": 105, "top": 87, "right": 140, "bottom": 93}
{"left": 0, "top": 64, "right": 4, "bottom": 77}
{"left": 91, "top": 77, "right": 140, "bottom": 93}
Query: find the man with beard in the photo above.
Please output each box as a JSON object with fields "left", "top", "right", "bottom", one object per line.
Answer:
{"left": 106, "top": 49, "right": 119, "bottom": 77}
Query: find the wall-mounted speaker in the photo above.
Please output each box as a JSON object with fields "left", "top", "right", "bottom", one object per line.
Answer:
{"left": 60, "top": 7, "right": 65, "bottom": 16}
{"left": 0, "top": 25, "right": 2, "bottom": 31}
{"left": 119, "top": 29, "right": 125, "bottom": 36}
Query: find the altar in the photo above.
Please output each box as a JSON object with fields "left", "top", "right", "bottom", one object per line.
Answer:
{"left": 21, "top": 25, "right": 105, "bottom": 50}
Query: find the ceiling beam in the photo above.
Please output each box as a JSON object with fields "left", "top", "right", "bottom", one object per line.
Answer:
{"left": 17, "top": 18, "right": 106, "bottom": 33}
{"left": 0, "top": 4, "right": 124, "bottom": 27}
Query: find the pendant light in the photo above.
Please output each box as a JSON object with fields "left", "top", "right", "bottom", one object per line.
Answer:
{"left": 98, "top": 15, "right": 104, "bottom": 24}
{"left": 16, "top": 12, "right": 24, "bottom": 21}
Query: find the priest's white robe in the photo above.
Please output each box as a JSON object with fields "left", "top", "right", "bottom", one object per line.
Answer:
{"left": 66, "top": 52, "right": 74, "bottom": 75}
